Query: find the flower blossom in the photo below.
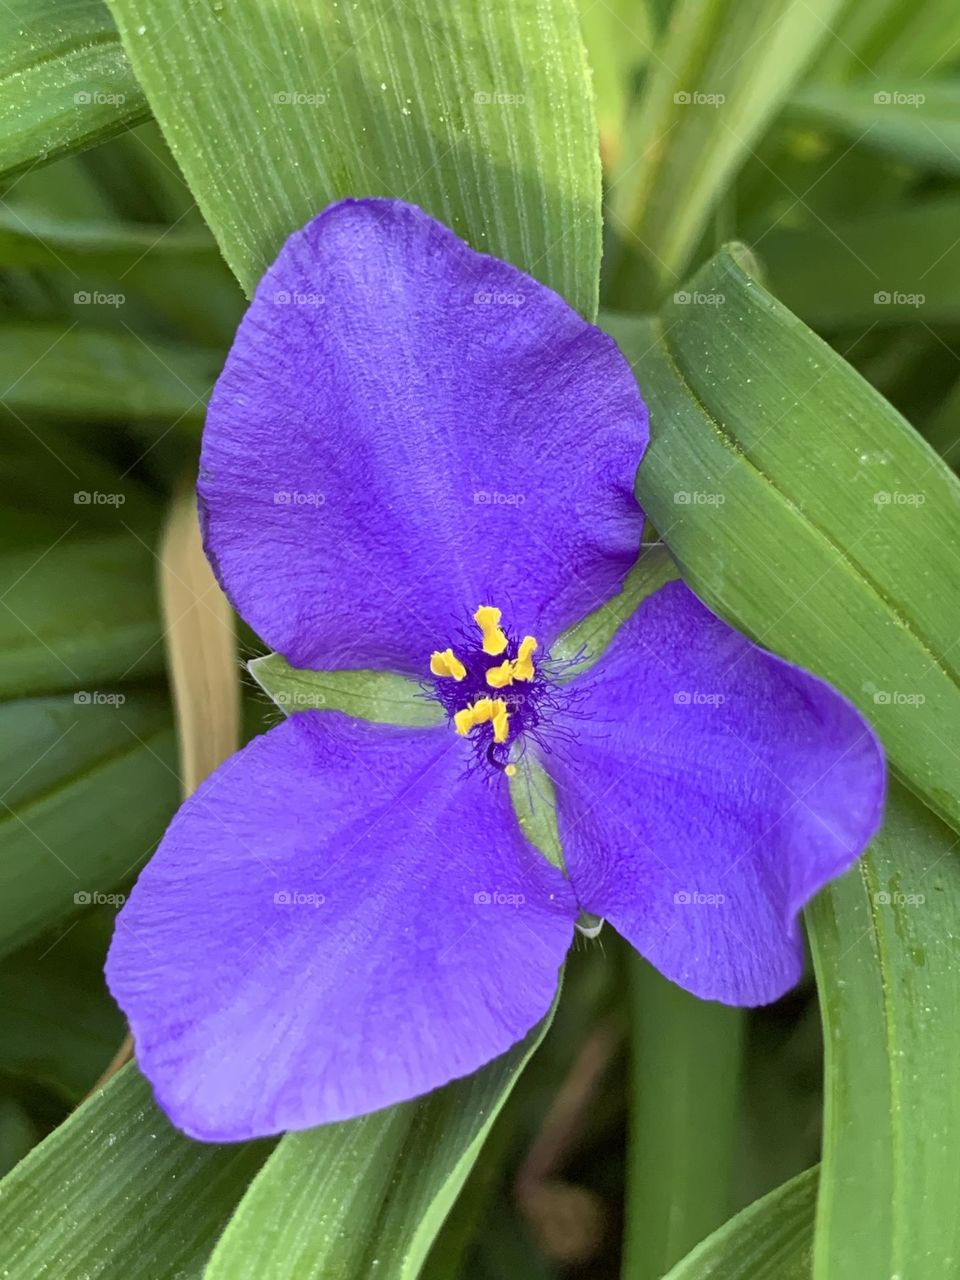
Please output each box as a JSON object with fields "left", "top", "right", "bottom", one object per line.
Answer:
{"left": 107, "top": 199, "right": 885, "bottom": 1140}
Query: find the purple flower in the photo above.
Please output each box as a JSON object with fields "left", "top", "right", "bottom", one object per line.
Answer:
{"left": 107, "top": 199, "right": 885, "bottom": 1141}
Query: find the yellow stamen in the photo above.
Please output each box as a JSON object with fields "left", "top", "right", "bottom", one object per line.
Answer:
{"left": 505, "top": 763, "right": 518, "bottom": 778}
{"left": 485, "top": 634, "right": 538, "bottom": 688}
{"left": 492, "top": 701, "right": 509, "bottom": 743}
{"left": 453, "top": 696, "right": 510, "bottom": 742}
{"left": 430, "top": 648, "right": 466, "bottom": 680}
{"left": 453, "top": 698, "right": 490, "bottom": 736}
{"left": 474, "top": 605, "right": 508, "bottom": 655}
{"left": 485, "top": 659, "right": 514, "bottom": 689}
{"left": 513, "top": 635, "right": 538, "bottom": 682}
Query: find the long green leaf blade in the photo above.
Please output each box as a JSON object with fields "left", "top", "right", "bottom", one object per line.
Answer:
{"left": 807, "top": 783, "right": 960, "bottom": 1278}
{"left": 661, "top": 1167, "right": 817, "bottom": 1280}
{"left": 105, "top": 0, "right": 601, "bottom": 314}
{"left": 0, "top": 1065, "right": 271, "bottom": 1278}
{"left": 0, "top": 535, "right": 164, "bottom": 698}
{"left": 0, "top": 0, "right": 148, "bottom": 179}
{"left": 760, "top": 197, "right": 960, "bottom": 329}
{"left": 0, "top": 692, "right": 178, "bottom": 957}
{"left": 0, "top": 325, "right": 218, "bottom": 426}
{"left": 624, "top": 959, "right": 743, "bottom": 1278}
{"left": 606, "top": 0, "right": 842, "bottom": 300}
{"left": 788, "top": 82, "right": 960, "bottom": 175}
{"left": 0, "top": 208, "right": 218, "bottom": 272}
{"left": 813, "top": 0, "right": 960, "bottom": 80}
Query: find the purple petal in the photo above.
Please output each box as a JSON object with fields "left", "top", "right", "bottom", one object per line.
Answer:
{"left": 542, "top": 581, "right": 885, "bottom": 1006}
{"left": 200, "top": 198, "right": 647, "bottom": 673}
{"left": 106, "top": 713, "right": 575, "bottom": 1140}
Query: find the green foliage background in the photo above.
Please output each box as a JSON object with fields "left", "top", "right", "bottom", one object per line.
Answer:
{"left": 1, "top": 0, "right": 959, "bottom": 1276}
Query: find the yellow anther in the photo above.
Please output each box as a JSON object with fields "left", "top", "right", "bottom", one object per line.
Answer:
{"left": 454, "top": 698, "right": 490, "bottom": 736}
{"left": 513, "top": 635, "right": 538, "bottom": 682}
{"left": 485, "top": 659, "right": 514, "bottom": 689}
{"left": 453, "top": 696, "right": 510, "bottom": 742}
{"left": 484, "top": 635, "right": 538, "bottom": 688}
{"left": 474, "top": 605, "right": 508, "bottom": 656}
{"left": 430, "top": 648, "right": 466, "bottom": 680}
{"left": 492, "top": 701, "right": 509, "bottom": 743}
{"left": 505, "top": 763, "right": 518, "bottom": 778}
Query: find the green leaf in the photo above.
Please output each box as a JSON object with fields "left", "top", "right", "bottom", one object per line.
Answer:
{"left": 922, "top": 374, "right": 960, "bottom": 469}
{"left": 106, "top": 0, "right": 601, "bottom": 316}
{"left": 661, "top": 1166, "right": 817, "bottom": 1280}
{"left": 0, "top": 909, "right": 124, "bottom": 1102}
{"left": 0, "top": 324, "right": 218, "bottom": 426}
{"left": 624, "top": 957, "right": 744, "bottom": 1279}
{"left": 807, "top": 783, "right": 960, "bottom": 1278}
{"left": 605, "top": 0, "right": 842, "bottom": 301}
{"left": 603, "top": 247, "right": 960, "bottom": 832}
{"left": 788, "top": 82, "right": 960, "bottom": 174}
{"left": 0, "top": 207, "right": 218, "bottom": 273}
{"left": 0, "top": 1065, "right": 272, "bottom": 1278}
{"left": 812, "top": 0, "right": 960, "bottom": 80}
{"left": 0, "top": 691, "right": 178, "bottom": 957}
{"left": 2, "top": 130, "right": 245, "bottom": 349}
{"left": 203, "top": 1002, "right": 558, "bottom": 1280}
{"left": 248, "top": 653, "right": 442, "bottom": 727}
{"left": 0, "top": 535, "right": 164, "bottom": 698}
{"left": 760, "top": 196, "right": 960, "bottom": 328}
{"left": 1, "top": 422, "right": 157, "bottom": 544}
{"left": 576, "top": 0, "right": 650, "bottom": 171}
{"left": 0, "top": 0, "right": 149, "bottom": 180}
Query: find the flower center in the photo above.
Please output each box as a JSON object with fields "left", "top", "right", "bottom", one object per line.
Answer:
{"left": 429, "top": 605, "right": 550, "bottom": 776}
